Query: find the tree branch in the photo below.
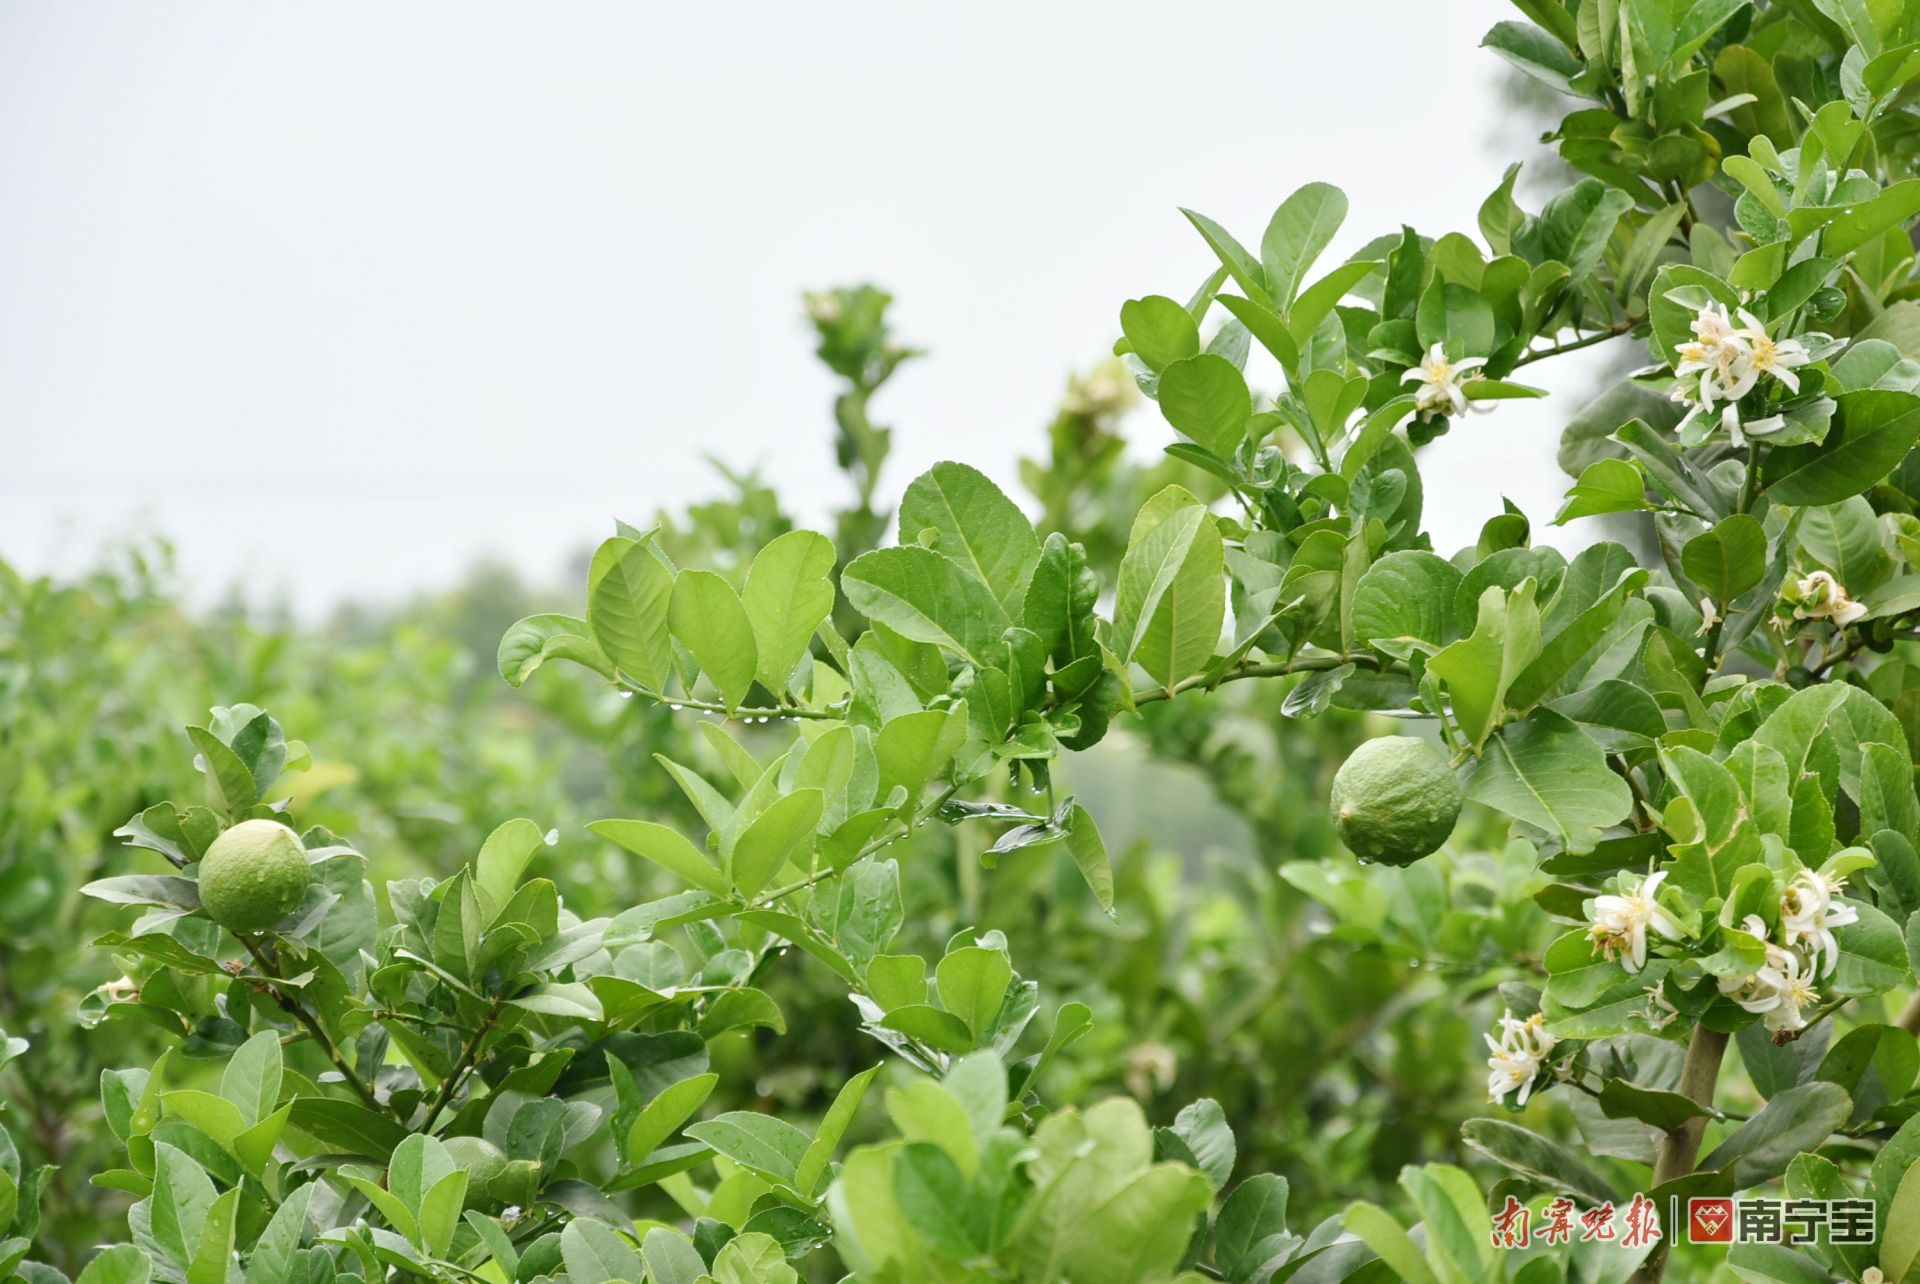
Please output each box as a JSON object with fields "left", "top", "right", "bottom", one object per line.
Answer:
{"left": 1629, "top": 1024, "right": 1728, "bottom": 1284}
{"left": 1130, "top": 653, "right": 1387, "bottom": 708}
{"left": 1511, "top": 322, "right": 1634, "bottom": 368}
{"left": 240, "top": 936, "right": 389, "bottom": 1118}
{"left": 416, "top": 996, "right": 504, "bottom": 1135}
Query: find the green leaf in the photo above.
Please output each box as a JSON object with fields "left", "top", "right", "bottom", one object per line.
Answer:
{"left": 1555, "top": 458, "right": 1651, "bottom": 523}
{"left": 497, "top": 613, "right": 614, "bottom": 687}
{"left": 218, "top": 1031, "right": 281, "bottom": 1128}
{"left": 1789, "top": 179, "right": 1920, "bottom": 255}
{"left": 1699, "top": 1082, "right": 1852, "bottom": 1187}
{"left": 875, "top": 706, "right": 966, "bottom": 816}
{"left": 1724, "top": 1243, "right": 1836, "bottom": 1284}
{"left": 1683, "top": 513, "right": 1768, "bottom": 606}
{"left": 1508, "top": 559, "right": 1647, "bottom": 710}
{"left": 150, "top": 1143, "right": 216, "bottom": 1268}
{"left": 587, "top": 535, "right": 676, "bottom": 693}
{"left": 1766, "top": 389, "right": 1920, "bottom": 506}
{"left": 1181, "top": 208, "right": 1270, "bottom": 308}
{"left": 669, "top": 570, "right": 758, "bottom": 711}
{"left": 625, "top": 1073, "right": 718, "bottom": 1168}
{"left": 589, "top": 819, "right": 729, "bottom": 897}
{"left": 1520, "top": 179, "right": 1634, "bottom": 282}
{"left": 1482, "top": 19, "right": 1585, "bottom": 95}
{"left": 796, "top": 1063, "right": 881, "bottom": 1196}
{"left": 560, "top": 1219, "right": 644, "bottom": 1284}
{"left": 1119, "top": 296, "right": 1200, "bottom": 373}
{"left": 1060, "top": 804, "right": 1114, "bottom": 914}
{"left": 865, "top": 954, "right": 926, "bottom": 1012}
{"left": 935, "top": 946, "right": 1013, "bottom": 1041}
{"left": 742, "top": 530, "right": 837, "bottom": 697}
{"left": 186, "top": 1187, "right": 238, "bottom": 1284}
{"left": 188, "top": 727, "right": 259, "bottom": 814}
{"left": 286, "top": 1098, "right": 409, "bottom": 1157}
{"left": 728, "top": 788, "right": 823, "bottom": 898}
{"left": 1157, "top": 354, "right": 1252, "bottom": 458}
{"left": 1596, "top": 1080, "right": 1712, "bottom": 1131}
{"left": 1466, "top": 709, "right": 1633, "bottom": 853}
{"left": 685, "top": 1112, "right": 813, "bottom": 1185}
{"left": 1113, "top": 487, "right": 1224, "bottom": 690}
{"left": 710, "top": 1232, "right": 799, "bottom": 1284}
{"left": 75, "top": 1246, "right": 153, "bottom": 1284}
{"left": 893, "top": 1141, "right": 980, "bottom": 1257}
{"left": 1216, "top": 294, "right": 1300, "bottom": 371}
{"left": 1287, "top": 259, "right": 1381, "bottom": 349}
{"left": 641, "top": 1229, "right": 708, "bottom": 1284}
{"left": 1261, "top": 182, "right": 1347, "bottom": 307}
{"left": 507, "top": 981, "right": 604, "bottom": 1020}
{"left": 880, "top": 1004, "right": 976, "bottom": 1054}
{"left": 1340, "top": 1203, "right": 1439, "bottom": 1284}
{"left": 1885, "top": 1161, "right": 1920, "bottom": 1284}
{"left": 1168, "top": 1097, "right": 1234, "bottom": 1192}
{"left": 843, "top": 546, "right": 1012, "bottom": 666}
{"left": 1428, "top": 581, "right": 1542, "bottom": 750}
{"left": 1459, "top": 1119, "right": 1615, "bottom": 1203}
{"left": 1214, "top": 1174, "right": 1291, "bottom": 1284}
{"left": 899, "top": 461, "right": 1042, "bottom": 619}
{"left": 1833, "top": 901, "right": 1912, "bottom": 995}
{"left": 417, "top": 1169, "right": 469, "bottom": 1258}
{"left": 474, "top": 817, "right": 548, "bottom": 918}
{"left": 1351, "top": 550, "right": 1464, "bottom": 658}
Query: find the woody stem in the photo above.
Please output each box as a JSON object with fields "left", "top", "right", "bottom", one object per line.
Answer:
{"left": 1629, "top": 1024, "right": 1729, "bottom": 1284}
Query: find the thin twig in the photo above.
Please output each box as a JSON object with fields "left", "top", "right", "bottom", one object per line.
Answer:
{"left": 240, "top": 936, "right": 389, "bottom": 1117}
{"left": 417, "top": 996, "right": 504, "bottom": 1135}
{"left": 1511, "top": 322, "right": 1635, "bottom": 368}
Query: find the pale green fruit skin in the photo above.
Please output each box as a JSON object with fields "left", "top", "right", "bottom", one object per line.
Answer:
{"left": 1329, "top": 736, "right": 1461, "bottom": 866}
{"left": 197, "top": 819, "right": 312, "bottom": 933}
{"left": 442, "top": 1136, "right": 508, "bottom": 1189}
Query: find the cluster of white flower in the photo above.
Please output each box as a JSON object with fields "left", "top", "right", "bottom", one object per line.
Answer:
{"left": 1485, "top": 1009, "right": 1559, "bottom": 1105}
{"left": 1586, "top": 870, "right": 1686, "bottom": 972}
{"left": 1670, "top": 301, "right": 1811, "bottom": 446}
{"left": 1403, "top": 343, "right": 1488, "bottom": 422}
{"left": 1785, "top": 569, "right": 1868, "bottom": 628}
{"left": 1717, "top": 871, "right": 1856, "bottom": 1034}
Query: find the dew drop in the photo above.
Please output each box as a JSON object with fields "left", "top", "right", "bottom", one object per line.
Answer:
{"left": 617, "top": 690, "right": 634, "bottom": 700}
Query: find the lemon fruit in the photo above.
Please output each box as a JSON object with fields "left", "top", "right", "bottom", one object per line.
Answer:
{"left": 196, "top": 819, "right": 312, "bottom": 933}
{"left": 1330, "top": 736, "right": 1461, "bottom": 866}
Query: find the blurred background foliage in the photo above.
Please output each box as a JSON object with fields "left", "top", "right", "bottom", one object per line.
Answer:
{"left": 0, "top": 287, "right": 1556, "bottom": 1271}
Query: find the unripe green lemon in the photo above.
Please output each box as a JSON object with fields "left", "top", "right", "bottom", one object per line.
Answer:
{"left": 442, "top": 1136, "right": 509, "bottom": 1191}
{"left": 1329, "top": 736, "right": 1461, "bottom": 866}
{"left": 196, "top": 819, "right": 312, "bottom": 933}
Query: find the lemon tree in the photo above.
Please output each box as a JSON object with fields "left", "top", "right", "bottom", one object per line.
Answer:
{"left": 21, "top": 2, "right": 1920, "bottom": 1282}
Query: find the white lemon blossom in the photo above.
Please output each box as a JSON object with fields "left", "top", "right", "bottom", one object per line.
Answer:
{"left": 1717, "top": 915, "right": 1821, "bottom": 1033}
{"left": 1587, "top": 870, "right": 1686, "bottom": 971}
{"left": 1780, "top": 869, "right": 1858, "bottom": 978}
{"left": 1485, "top": 1010, "right": 1558, "bottom": 1105}
{"left": 1728, "top": 307, "right": 1810, "bottom": 395}
{"left": 1403, "top": 343, "right": 1487, "bottom": 422}
{"left": 1696, "top": 597, "right": 1720, "bottom": 637}
{"left": 1788, "top": 570, "right": 1868, "bottom": 628}
{"left": 1670, "top": 301, "right": 1804, "bottom": 446}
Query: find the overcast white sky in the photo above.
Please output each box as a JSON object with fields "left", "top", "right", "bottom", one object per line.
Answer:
{"left": 0, "top": 1, "right": 1610, "bottom": 614}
